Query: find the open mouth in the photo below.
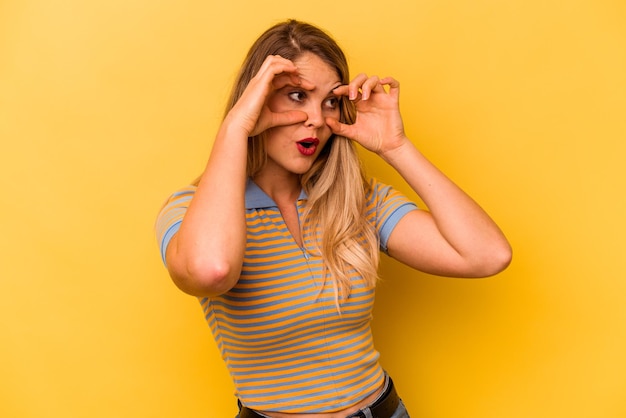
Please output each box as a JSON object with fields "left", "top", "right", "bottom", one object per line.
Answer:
{"left": 296, "top": 138, "right": 319, "bottom": 156}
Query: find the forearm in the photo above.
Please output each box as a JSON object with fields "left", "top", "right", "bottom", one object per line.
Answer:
{"left": 167, "top": 122, "right": 249, "bottom": 296}
{"left": 381, "top": 137, "right": 511, "bottom": 272}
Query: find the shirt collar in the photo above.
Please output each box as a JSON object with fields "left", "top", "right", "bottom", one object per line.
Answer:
{"left": 244, "top": 178, "right": 308, "bottom": 209}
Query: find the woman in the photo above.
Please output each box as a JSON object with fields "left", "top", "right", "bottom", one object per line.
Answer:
{"left": 156, "top": 19, "right": 511, "bottom": 418}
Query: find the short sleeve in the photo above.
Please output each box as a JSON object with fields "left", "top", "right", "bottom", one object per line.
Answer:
{"left": 365, "top": 178, "right": 419, "bottom": 253}
{"left": 155, "top": 186, "right": 197, "bottom": 266}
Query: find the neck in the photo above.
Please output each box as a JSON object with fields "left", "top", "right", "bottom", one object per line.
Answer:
{"left": 252, "top": 171, "right": 301, "bottom": 205}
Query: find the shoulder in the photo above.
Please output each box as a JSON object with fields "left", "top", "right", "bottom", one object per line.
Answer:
{"left": 364, "top": 177, "right": 415, "bottom": 208}
{"left": 363, "top": 177, "right": 419, "bottom": 247}
{"left": 166, "top": 185, "right": 197, "bottom": 205}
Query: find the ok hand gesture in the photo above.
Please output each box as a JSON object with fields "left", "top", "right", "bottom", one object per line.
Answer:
{"left": 327, "top": 74, "right": 408, "bottom": 156}
{"left": 226, "top": 55, "right": 312, "bottom": 138}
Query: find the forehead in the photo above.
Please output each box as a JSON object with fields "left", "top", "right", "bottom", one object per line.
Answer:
{"left": 293, "top": 52, "right": 340, "bottom": 84}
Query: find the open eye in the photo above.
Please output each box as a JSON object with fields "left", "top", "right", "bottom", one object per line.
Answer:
{"left": 324, "top": 97, "right": 339, "bottom": 110}
{"left": 288, "top": 91, "right": 306, "bottom": 102}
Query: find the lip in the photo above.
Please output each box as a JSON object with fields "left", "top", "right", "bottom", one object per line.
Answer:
{"left": 296, "top": 137, "right": 320, "bottom": 156}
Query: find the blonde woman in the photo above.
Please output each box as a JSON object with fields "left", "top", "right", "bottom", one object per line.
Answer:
{"left": 156, "top": 19, "right": 511, "bottom": 418}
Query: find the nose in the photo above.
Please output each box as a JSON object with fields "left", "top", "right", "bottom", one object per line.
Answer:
{"left": 304, "top": 104, "right": 324, "bottom": 128}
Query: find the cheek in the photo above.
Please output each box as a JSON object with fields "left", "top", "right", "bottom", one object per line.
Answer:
{"left": 321, "top": 111, "right": 338, "bottom": 135}
{"left": 266, "top": 124, "right": 297, "bottom": 144}
{"left": 325, "top": 106, "right": 341, "bottom": 123}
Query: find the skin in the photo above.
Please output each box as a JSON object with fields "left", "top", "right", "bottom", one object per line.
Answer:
{"left": 329, "top": 76, "right": 512, "bottom": 278}
{"left": 253, "top": 53, "right": 342, "bottom": 247}
{"left": 164, "top": 51, "right": 512, "bottom": 417}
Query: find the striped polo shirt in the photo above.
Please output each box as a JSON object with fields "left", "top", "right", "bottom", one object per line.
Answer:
{"left": 156, "top": 177, "right": 417, "bottom": 413}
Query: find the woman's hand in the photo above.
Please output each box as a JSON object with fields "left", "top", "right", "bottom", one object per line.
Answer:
{"left": 327, "top": 74, "right": 408, "bottom": 156}
{"left": 225, "top": 55, "right": 311, "bottom": 137}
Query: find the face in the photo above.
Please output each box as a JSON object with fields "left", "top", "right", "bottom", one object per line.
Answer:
{"left": 261, "top": 52, "right": 342, "bottom": 178}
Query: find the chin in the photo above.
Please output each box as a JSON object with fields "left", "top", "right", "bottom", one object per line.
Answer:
{"left": 290, "top": 159, "right": 317, "bottom": 174}
{"left": 291, "top": 167, "right": 312, "bottom": 175}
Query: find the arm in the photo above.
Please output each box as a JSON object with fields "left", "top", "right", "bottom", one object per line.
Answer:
{"left": 380, "top": 141, "right": 512, "bottom": 277}
{"left": 165, "top": 56, "right": 309, "bottom": 296}
{"left": 328, "top": 75, "right": 512, "bottom": 277}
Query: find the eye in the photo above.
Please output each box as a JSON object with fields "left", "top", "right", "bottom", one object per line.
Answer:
{"left": 324, "top": 97, "right": 339, "bottom": 110}
{"left": 288, "top": 91, "right": 306, "bottom": 102}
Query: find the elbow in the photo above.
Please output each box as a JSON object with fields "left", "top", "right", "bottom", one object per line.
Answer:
{"left": 170, "top": 257, "right": 240, "bottom": 297}
{"left": 490, "top": 244, "right": 513, "bottom": 276}
{"left": 472, "top": 242, "right": 513, "bottom": 278}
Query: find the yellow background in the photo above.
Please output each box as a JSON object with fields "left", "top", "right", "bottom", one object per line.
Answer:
{"left": 2, "top": 0, "right": 625, "bottom": 417}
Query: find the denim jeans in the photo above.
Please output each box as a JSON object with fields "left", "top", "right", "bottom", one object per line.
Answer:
{"left": 389, "top": 399, "right": 410, "bottom": 418}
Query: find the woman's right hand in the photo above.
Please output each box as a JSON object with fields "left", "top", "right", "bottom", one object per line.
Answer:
{"left": 226, "top": 55, "right": 311, "bottom": 137}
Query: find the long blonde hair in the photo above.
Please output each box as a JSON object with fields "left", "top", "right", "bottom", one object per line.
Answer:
{"left": 226, "top": 20, "right": 380, "bottom": 305}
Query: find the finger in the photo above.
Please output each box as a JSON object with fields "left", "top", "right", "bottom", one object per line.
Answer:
{"left": 298, "top": 78, "right": 316, "bottom": 91}
{"left": 348, "top": 73, "right": 369, "bottom": 100}
{"left": 380, "top": 76, "right": 400, "bottom": 99}
{"left": 272, "top": 72, "right": 301, "bottom": 90}
{"left": 326, "top": 117, "right": 356, "bottom": 140}
{"left": 255, "top": 55, "right": 301, "bottom": 90}
{"left": 333, "top": 84, "right": 363, "bottom": 105}
{"left": 361, "top": 75, "right": 381, "bottom": 101}
{"left": 252, "top": 109, "right": 307, "bottom": 137}
{"left": 269, "top": 110, "right": 308, "bottom": 129}
{"left": 332, "top": 85, "right": 349, "bottom": 97}
{"left": 258, "top": 55, "right": 297, "bottom": 77}
{"left": 272, "top": 69, "right": 316, "bottom": 92}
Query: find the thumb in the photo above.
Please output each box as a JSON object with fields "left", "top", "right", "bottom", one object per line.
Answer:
{"left": 326, "top": 117, "right": 355, "bottom": 140}
{"left": 270, "top": 110, "right": 307, "bottom": 128}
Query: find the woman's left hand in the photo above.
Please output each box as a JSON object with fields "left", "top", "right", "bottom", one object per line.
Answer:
{"left": 326, "top": 74, "right": 408, "bottom": 156}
